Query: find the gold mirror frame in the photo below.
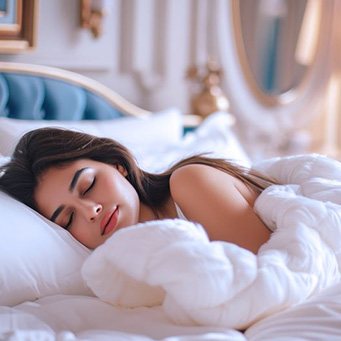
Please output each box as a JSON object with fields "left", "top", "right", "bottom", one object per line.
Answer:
{"left": 231, "top": 0, "right": 333, "bottom": 108}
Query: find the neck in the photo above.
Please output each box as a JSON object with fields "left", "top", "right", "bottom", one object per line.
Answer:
{"left": 138, "top": 198, "right": 178, "bottom": 223}
{"left": 138, "top": 203, "right": 158, "bottom": 223}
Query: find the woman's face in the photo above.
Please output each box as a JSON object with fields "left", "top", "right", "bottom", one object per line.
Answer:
{"left": 34, "top": 159, "right": 141, "bottom": 248}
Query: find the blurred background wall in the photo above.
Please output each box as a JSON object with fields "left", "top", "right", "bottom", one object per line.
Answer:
{"left": 0, "top": 0, "right": 339, "bottom": 161}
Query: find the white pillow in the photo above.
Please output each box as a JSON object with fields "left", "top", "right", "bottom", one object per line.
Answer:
{"left": 0, "top": 108, "right": 183, "bottom": 156}
{"left": 137, "top": 111, "right": 250, "bottom": 172}
{"left": 0, "top": 189, "right": 92, "bottom": 306}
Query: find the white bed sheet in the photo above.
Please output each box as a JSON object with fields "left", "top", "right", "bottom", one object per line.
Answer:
{"left": 246, "top": 281, "right": 341, "bottom": 340}
{"left": 1, "top": 282, "right": 341, "bottom": 340}
{"left": 0, "top": 295, "right": 245, "bottom": 341}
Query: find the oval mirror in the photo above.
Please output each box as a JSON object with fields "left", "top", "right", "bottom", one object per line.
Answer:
{"left": 238, "top": 0, "right": 308, "bottom": 97}
{"left": 217, "top": 0, "right": 334, "bottom": 159}
{"left": 232, "top": 0, "right": 332, "bottom": 106}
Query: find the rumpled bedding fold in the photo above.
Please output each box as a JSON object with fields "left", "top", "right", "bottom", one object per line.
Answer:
{"left": 82, "top": 154, "right": 341, "bottom": 329}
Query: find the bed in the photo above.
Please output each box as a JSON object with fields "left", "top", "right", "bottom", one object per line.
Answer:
{"left": 0, "top": 62, "right": 341, "bottom": 341}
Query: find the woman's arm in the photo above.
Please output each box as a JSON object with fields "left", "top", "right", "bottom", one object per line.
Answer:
{"left": 169, "top": 164, "right": 271, "bottom": 253}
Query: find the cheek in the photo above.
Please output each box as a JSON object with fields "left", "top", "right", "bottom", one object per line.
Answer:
{"left": 118, "top": 178, "right": 138, "bottom": 200}
{"left": 102, "top": 173, "right": 137, "bottom": 201}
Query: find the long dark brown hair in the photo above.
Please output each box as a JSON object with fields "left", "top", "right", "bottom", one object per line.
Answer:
{"left": 0, "top": 127, "right": 276, "bottom": 214}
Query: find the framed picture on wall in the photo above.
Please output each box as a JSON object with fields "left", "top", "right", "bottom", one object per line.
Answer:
{"left": 0, "top": 0, "right": 38, "bottom": 53}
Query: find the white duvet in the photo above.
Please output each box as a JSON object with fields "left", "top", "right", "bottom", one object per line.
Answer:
{"left": 82, "top": 154, "right": 341, "bottom": 330}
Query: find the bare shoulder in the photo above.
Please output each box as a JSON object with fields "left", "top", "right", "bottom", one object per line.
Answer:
{"left": 169, "top": 163, "right": 271, "bottom": 254}
{"left": 170, "top": 163, "right": 235, "bottom": 183}
{"left": 170, "top": 163, "right": 221, "bottom": 177}
{"left": 170, "top": 163, "right": 236, "bottom": 194}
{"left": 169, "top": 163, "right": 238, "bottom": 209}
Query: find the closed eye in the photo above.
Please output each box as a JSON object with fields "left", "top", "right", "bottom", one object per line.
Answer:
{"left": 83, "top": 177, "right": 96, "bottom": 195}
{"left": 65, "top": 212, "right": 74, "bottom": 230}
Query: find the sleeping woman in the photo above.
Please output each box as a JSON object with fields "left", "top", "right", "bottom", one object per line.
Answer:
{"left": 0, "top": 127, "right": 277, "bottom": 253}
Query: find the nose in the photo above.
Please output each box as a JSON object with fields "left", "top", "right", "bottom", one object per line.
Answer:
{"left": 90, "top": 204, "right": 102, "bottom": 222}
{"left": 78, "top": 200, "right": 102, "bottom": 222}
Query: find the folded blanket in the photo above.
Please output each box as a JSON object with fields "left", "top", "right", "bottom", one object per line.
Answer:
{"left": 82, "top": 154, "right": 341, "bottom": 329}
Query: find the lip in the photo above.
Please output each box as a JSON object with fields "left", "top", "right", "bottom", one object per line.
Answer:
{"left": 101, "top": 207, "right": 119, "bottom": 236}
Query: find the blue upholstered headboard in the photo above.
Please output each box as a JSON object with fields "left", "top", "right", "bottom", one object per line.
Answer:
{"left": 0, "top": 63, "right": 150, "bottom": 121}
{"left": 0, "top": 73, "right": 124, "bottom": 120}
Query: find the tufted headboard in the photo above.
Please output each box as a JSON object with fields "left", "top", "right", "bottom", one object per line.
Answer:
{"left": 0, "top": 62, "right": 150, "bottom": 120}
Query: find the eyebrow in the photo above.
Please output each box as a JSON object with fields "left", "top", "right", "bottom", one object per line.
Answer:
{"left": 50, "top": 167, "right": 90, "bottom": 222}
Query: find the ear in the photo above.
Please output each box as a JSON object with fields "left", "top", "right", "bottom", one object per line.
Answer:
{"left": 116, "top": 164, "right": 128, "bottom": 177}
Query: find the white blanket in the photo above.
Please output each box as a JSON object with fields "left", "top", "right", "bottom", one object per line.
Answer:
{"left": 82, "top": 154, "right": 341, "bottom": 330}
